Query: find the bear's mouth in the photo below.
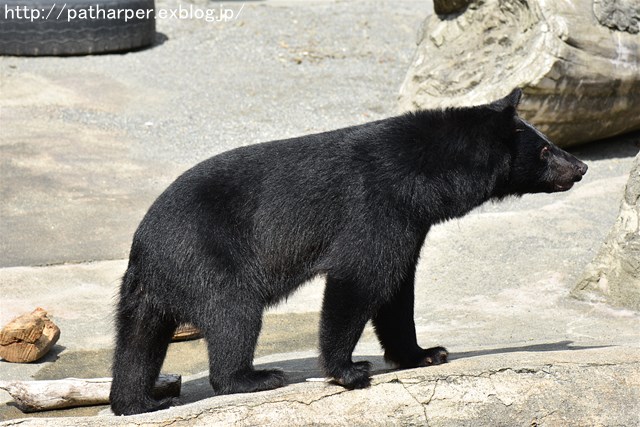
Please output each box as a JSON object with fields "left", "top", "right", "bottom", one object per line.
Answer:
{"left": 553, "top": 172, "right": 583, "bottom": 192}
{"left": 553, "top": 178, "right": 580, "bottom": 191}
{"left": 554, "top": 182, "right": 574, "bottom": 191}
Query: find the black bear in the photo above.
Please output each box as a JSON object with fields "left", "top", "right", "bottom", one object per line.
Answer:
{"left": 110, "top": 88, "right": 587, "bottom": 415}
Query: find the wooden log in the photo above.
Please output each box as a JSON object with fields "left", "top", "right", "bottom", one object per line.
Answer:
{"left": 172, "top": 323, "right": 203, "bottom": 342}
{"left": 0, "top": 308, "right": 60, "bottom": 363}
{"left": 0, "top": 374, "right": 181, "bottom": 412}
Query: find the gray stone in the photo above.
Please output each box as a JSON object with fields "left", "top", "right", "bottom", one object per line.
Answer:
{"left": 433, "top": 0, "right": 475, "bottom": 15}
{"left": 399, "top": 0, "right": 640, "bottom": 147}
{"left": 593, "top": 0, "right": 640, "bottom": 34}
{"left": 573, "top": 153, "right": 640, "bottom": 310}
{"left": 1, "top": 348, "right": 638, "bottom": 426}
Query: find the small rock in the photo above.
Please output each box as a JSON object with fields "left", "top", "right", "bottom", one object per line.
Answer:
{"left": 0, "top": 308, "right": 60, "bottom": 363}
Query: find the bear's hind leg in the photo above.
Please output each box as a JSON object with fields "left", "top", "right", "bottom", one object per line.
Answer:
{"left": 204, "top": 306, "right": 285, "bottom": 395}
{"left": 110, "top": 297, "right": 177, "bottom": 416}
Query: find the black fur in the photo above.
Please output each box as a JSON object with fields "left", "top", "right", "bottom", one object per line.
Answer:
{"left": 110, "top": 89, "right": 587, "bottom": 415}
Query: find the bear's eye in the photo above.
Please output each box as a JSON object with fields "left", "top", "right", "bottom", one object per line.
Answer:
{"left": 515, "top": 127, "right": 525, "bottom": 133}
{"left": 540, "top": 145, "right": 550, "bottom": 159}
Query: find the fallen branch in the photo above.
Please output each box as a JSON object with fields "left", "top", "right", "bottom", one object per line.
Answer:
{"left": 0, "top": 374, "right": 181, "bottom": 412}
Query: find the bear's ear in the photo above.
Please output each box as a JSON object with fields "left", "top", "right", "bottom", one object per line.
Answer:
{"left": 488, "top": 88, "right": 522, "bottom": 113}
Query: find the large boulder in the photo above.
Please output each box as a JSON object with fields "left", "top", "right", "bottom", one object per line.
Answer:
{"left": 573, "top": 153, "right": 640, "bottom": 310}
{"left": 399, "top": 0, "right": 640, "bottom": 147}
{"left": 1, "top": 348, "right": 638, "bottom": 426}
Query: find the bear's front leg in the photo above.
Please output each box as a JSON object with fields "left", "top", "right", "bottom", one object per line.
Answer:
{"left": 319, "top": 276, "right": 374, "bottom": 389}
{"left": 372, "top": 268, "right": 448, "bottom": 368}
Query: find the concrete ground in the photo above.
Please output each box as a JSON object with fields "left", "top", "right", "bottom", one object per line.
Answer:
{"left": 1, "top": 0, "right": 639, "bottom": 424}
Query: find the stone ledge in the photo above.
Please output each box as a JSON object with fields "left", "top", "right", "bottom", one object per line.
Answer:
{"left": 2, "top": 346, "right": 638, "bottom": 426}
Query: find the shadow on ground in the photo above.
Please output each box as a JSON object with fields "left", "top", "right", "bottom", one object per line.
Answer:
{"left": 0, "top": 340, "right": 618, "bottom": 420}
{"left": 569, "top": 130, "right": 640, "bottom": 161}
{"left": 174, "top": 340, "right": 609, "bottom": 407}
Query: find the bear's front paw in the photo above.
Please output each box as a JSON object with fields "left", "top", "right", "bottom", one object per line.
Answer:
{"left": 384, "top": 346, "right": 449, "bottom": 368}
{"left": 332, "top": 361, "right": 372, "bottom": 389}
{"left": 419, "top": 346, "right": 448, "bottom": 366}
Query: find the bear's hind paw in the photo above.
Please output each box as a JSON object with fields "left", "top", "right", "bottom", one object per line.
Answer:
{"left": 111, "top": 396, "right": 173, "bottom": 416}
{"left": 214, "top": 368, "right": 286, "bottom": 394}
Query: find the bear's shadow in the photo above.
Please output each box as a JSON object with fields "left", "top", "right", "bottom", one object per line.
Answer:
{"left": 569, "top": 129, "right": 640, "bottom": 161}
{"left": 176, "top": 340, "right": 608, "bottom": 406}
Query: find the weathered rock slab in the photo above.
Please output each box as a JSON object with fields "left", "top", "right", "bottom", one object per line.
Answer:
{"left": 573, "top": 153, "right": 640, "bottom": 309}
{"left": 1, "top": 347, "right": 638, "bottom": 426}
{"left": 399, "top": 0, "right": 640, "bottom": 147}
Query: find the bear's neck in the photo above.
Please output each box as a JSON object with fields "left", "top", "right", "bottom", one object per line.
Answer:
{"left": 415, "top": 162, "right": 511, "bottom": 225}
{"left": 382, "top": 140, "right": 512, "bottom": 226}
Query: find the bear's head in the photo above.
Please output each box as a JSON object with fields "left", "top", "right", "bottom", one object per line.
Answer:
{"left": 490, "top": 88, "right": 588, "bottom": 195}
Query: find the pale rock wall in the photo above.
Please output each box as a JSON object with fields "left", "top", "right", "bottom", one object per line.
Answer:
{"left": 400, "top": 0, "right": 640, "bottom": 147}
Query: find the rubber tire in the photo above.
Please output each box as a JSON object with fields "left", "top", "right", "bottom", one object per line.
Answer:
{"left": 0, "top": 0, "right": 155, "bottom": 56}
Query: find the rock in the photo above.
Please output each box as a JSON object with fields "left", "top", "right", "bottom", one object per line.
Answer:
{"left": 593, "top": 0, "right": 640, "bottom": 34}
{"left": 573, "top": 153, "right": 640, "bottom": 310}
{"left": 433, "top": 0, "right": 475, "bottom": 15}
{"left": 0, "top": 347, "right": 637, "bottom": 426}
{"left": 398, "top": 0, "right": 640, "bottom": 147}
{"left": 0, "top": 308, "right": 60, "bottom": 363}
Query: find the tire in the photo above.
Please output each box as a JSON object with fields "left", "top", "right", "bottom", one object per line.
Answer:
{"left": 0, "top": 0, "right": 156, "bottom": 56}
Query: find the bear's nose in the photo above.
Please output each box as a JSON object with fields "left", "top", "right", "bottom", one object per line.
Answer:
{"left": 577, "top": 162, "right": 588, "bottom": 176}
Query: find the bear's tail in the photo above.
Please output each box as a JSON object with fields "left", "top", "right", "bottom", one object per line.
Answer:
{"left": 110, "top": 268, "right": 177, "bottom": 415}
